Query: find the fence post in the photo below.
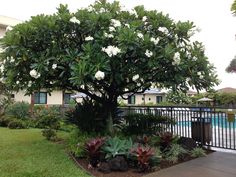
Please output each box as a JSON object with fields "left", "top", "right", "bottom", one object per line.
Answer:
{"left": 170, "top": 106, "right": 173, "bottom": 134}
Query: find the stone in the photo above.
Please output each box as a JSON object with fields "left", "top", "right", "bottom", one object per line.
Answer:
{"left": 108, "top": 156, "right": 129, "bottom": 172}
{"left": 177, "top": 137, "right": 197, "bottom": 151}
{"left": 98, "top": 162, "right": 111, "bottom": 173}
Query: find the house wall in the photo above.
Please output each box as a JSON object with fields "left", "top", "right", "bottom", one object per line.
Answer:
{"left": 14, "top": 91, "right": 31, "bottom": 103}
{"left": 0, "top": 26, "right": 5, "bottom": 37}
{"left": 122, "top": 94, "right": 166, "bottom": 105}
{"left": 47, "top": 90, "right": 63, "bottom": 105}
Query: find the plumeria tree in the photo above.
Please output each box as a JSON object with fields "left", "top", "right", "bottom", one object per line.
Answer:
{"left": 0, "top": 0, "right": 218, "bottom": 133}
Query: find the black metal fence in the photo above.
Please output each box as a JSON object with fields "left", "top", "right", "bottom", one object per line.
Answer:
{"left": 119, "top": 106, "right": 236, "bottom": 150}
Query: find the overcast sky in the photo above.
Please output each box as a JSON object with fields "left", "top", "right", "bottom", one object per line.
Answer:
{"left": 1, "top": 0, "right": 236, "bottom": 89}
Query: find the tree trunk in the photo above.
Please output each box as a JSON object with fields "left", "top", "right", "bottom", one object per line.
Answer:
{"left": 105, "top": 98, "right": 118, "bottom": 135}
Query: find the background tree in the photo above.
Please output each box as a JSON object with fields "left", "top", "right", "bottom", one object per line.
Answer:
{"left": 166, "top": 90, "right": 192, "bottom": 105}
{"left": 231, "top": 0, "right": 236, "bottom": 15}
{"left": 0, "top": 0, "right": 218, "bottom": 133}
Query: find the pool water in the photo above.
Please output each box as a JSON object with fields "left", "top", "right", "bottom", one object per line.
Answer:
{"left": 177, "top": 116, "right": 236, "bottom": 128}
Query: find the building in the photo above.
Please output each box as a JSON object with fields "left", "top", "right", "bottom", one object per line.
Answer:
{"left": 123, "top": 88, "right": 166, "bottom": 105}
{"left": 217, "top": 87, "right": 236, "bottom": 93}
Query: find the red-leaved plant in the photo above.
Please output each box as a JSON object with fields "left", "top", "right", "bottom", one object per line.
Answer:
{"left": 132, "top": 145, "right": 155, "bottom": 172}
{"left": 159, "top": 132, "right": 174, "bottom": 151}
{"left": 85, "top": 137, "right": 105, "bottom": 167}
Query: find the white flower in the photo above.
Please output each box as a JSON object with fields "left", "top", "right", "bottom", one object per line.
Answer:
{"left": 137, "top": 32, "right": 144, "bottom": 40}
{"left": 172, "top": 52, "right": 181, "bottom": 65}
{"left": 85, "top": 36, "right": 94, "bottom": 41}
{"left": 111, "top": 19, "right": 121, "bottom": 27}
{"left": 70, "top": 17, "right": 80, "bottom": 24}
{"left": 0, "top": 65, "right": 4, "bottom": 72}
{"left": 102, "top": 46, "right": 121, "bottom": 57}
{"left": 150, "top": 37, "right": 160, "bottom": 45}
{"left": 142, "top": 16, "right": 147, "bottom": 22}
{"left": 80, "top": 85, "right": 85, "bottom": 89}
{"left": 197, "top": 72, "right": 202, "bottom": 77}
{"left": 137, "top": 83, "right": 141, "bottom": 87}
{"left": 6, "top": 26, "right": 13, "bottom": 31}
{"left": 50, "top": 81, "right": 53, "bottom": 84}
{"left": 16, "top": 81, "right": 20, "bottom": 84}
{"left": 95, "top": 70, "right": 105, "bottom": 80}
{"left": 130, "top": 9, "right": 138, "bottom": 18}
{"left": 10, "top": 56, "right": 15, "bottom": 63}
{"left": 28, "top": 81, "right": 32, "bottom": 87}
{"left": 132, "top": 74, "right": 139, "bottom": 81}
{"left": 99, "top": 8, "right": 105, "bottom": 13}
{"left": 30, "top": 69, "right": 41, "bottom": 79}
{"left": 192, "top": 56, "right": 198, "bottom": 61}
{"left": 109, "top": 26, "right": 116, "bottom": 32}
{"left": 124, "top": 23, "right": 130, "bottom": 28}
{"left": 104, "top": 32, "right": 114, "bottom": 38}
{"left": 52, "top": 64, "right": 57, "bottom": 69}
{"left": 158, "top": 27, "right": 169, "bottom": 35}
{"left": 87, "top": 6, "right": 93, "bottom": 12}
{"left": 145, "top": 50, "right": 153, "bottom": 58}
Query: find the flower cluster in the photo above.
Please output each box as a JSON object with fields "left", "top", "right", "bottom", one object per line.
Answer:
{"left": 104, "top": 33, "right": 114, "bottom": 38}
{"left": 111, "top": 19, "right": 121, "bottom": 28}
{"left": 172, "top": 52, "right": 181, "bottom": 65}
{"left": 95, "top": 70, "right": 105, "bottom": 80}
{"left": 52, "top": 64, "right": 57, "bottom": 69}
{"left": 197, "top": 72, "right": 204, "bottom": 79}
{"left": 158, "top": 27, "right": 169, "bottom": 35}
{"left": 85, "top": 36, "right": 94, "bottom": 41}
{"left": 109, "top": 26, "right": 116, "bottom": 32}
{"left": 6, "top": 26, "right": 13, "bottom": 31}
{"left": 70, "top": 17, "right": 81, "bottom": 24}
{"left": 130, "top": 9, "right": 138, "bottom": 18}
{"left": 0, "top": 65, "right": 4, "bottom": 73}
{"left": 137, "top": 32, "right": 144, "bottom": 40}
{"left": 145, "top": 50, "right": 153, "bottom": 58}
{"left": 142, "top": 16, "right": 147, "bottom": 22}
{"left": 132, "top": 74, "right": 139, "bottom": 81}
{"left": 150, "top": 37, "right": 160, "bottom": 45}
{"left": 30, "top": 69, "right": 41, "bottom": 79}
{"left": 102, "top": 46, "right": 121, "bottom": 57}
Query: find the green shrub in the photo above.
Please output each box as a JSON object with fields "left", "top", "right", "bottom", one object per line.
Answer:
{"left": 42, "top": 129, "right": 57, "bottom": 141}
{"left": 122, "top": 113, "right": 175, "bottom": 135}
{"left": 67, "top": 129, "right": 93, "bottom": 158}
{"left": 190, "top": 147, "right": 206, "bottom": 158}
{"left": 102, "top": 136, "right": 134, "bottom": 160}
{"left": 8, "top": 119, "right": 27, "bottom": 129}
{"left": 65, "top": 98, "right": 106, "bottom": 133}
{"left": 0, "top": 116, "right": 13, "bottom": 127}
{"left": 5, "top": 102, "right": 31, "bottom": 119}
{"left": 34, "top": 106, "right": 61, "bottom": 129}
{"left": 164, "top": 144, "right": 188, "bottom": 163}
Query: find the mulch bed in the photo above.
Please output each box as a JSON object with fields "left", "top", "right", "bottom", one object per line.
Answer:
{"left": 70, "top": 149, "right": 214, "bottom": 177}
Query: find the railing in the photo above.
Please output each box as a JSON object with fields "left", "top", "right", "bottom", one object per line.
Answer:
{"left": 119, "top": 106, "right": 236, "bottom": 150}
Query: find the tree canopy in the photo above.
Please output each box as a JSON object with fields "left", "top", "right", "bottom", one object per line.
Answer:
{"left": 0, "top": 0, "right": 218, "bottom": 132}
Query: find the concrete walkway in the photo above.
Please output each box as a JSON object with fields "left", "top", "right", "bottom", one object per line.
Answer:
{"left": 144, "top": 152, "right": 236, "bottom": 177}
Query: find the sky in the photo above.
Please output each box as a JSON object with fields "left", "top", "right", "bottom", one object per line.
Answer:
{"left": 0, "top": 0, "right": 236, "bottom": 90}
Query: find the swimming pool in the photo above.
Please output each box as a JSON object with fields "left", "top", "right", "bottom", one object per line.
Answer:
{"left": 177, "top": 116, "right": 236, "bottom": 128}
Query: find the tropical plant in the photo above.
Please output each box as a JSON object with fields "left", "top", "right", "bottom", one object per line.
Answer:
{"left": 102, "top": 136, "right": 134, "bottom": 160}
{"left": 190, "top": 147, "right": 206, "bottom": 158}
{"left": 85, "top": 137, "right": 105, "bottom": 167}
{"left": 131, "top": 145, "right": 157, "bottom": 172}
{"left": 5, "top": 102, "right": 31, "bottom": 119}
{"left": 159, "top": 132, "right": 176, "bottom": 151}
{"left": 0, "top": 0, "right": 218, "bottom": 134}
{"left": 164, "top": 144, "right": 188, "bottom": 163}
{"left": 123, "top": 113, "right": 175, "bottom": 135}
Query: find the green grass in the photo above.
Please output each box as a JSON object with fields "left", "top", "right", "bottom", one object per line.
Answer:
{"left": 0, "top": 128, "right": 90, "bottom": 177}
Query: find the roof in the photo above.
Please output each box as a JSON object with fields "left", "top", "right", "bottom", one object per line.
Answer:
{"left": 136, "top": 88, "right": 166, "bottom": 95}
{"left": 197, "top": 97, "right": 213, "bottom": 102}
{"left": 0, "top": 15, "right": 21, "bottom": 27}
{"left": 217, "top": 87, "right": 236, "bottom": 93}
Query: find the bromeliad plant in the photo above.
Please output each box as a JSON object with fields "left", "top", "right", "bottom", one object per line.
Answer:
{"left": 85, "top": 137, "right": 105, "bottom": 167}
{"left": 131, "top": 145, "right": 157, "bottom": 172}
{"left": 159, "top": 132, "right": 176, "bottom": 151}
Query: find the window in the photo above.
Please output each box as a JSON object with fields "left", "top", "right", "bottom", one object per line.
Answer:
{"left": 149, "top": 98, "right": 151, "bottom": 101}
{"left": 64, "top": 93, "right": 72, "bottom": 104}
{"left": 11, "top": 94, "right": 15, "bottom": 98}
{"left": 34, "top": 92, "right": 47, "bottom": 104}
{"left": 156, "top": 96, "right": 163, "bottom": 104}
{"left": 128, "top": 95, "right": 135, "bottom": 104}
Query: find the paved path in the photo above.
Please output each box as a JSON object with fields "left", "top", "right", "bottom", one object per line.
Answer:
{"left": 144, "top": 152, "right": 236, "bottom": 177}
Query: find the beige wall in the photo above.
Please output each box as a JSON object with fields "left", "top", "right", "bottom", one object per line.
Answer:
{"left": 0, "top": 26, "right": 5, "bottom": 37}
{"left": 14, "top": 91, "right": 31, "bottom": 103}
{"left": 47, "top": 90, "right": 63, "bottom": 105}
{"left": 121, "top": 94, "right": 166, "bottom": 105}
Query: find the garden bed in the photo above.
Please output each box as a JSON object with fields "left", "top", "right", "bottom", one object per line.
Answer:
{"left": 71, "top": 149, "right": 214, "bottom": 177}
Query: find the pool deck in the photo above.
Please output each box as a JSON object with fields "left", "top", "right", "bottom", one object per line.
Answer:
{"left": 144, "top": 152, "right": 236, "bottom": 177}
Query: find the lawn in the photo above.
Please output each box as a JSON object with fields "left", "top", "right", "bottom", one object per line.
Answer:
{"left": 0, "top": 128, "right": 90, "bottom": 177}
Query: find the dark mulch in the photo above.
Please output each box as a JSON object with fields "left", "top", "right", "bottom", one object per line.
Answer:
{"left": 70, "top": 149, "right": 215, "bottom": 177}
